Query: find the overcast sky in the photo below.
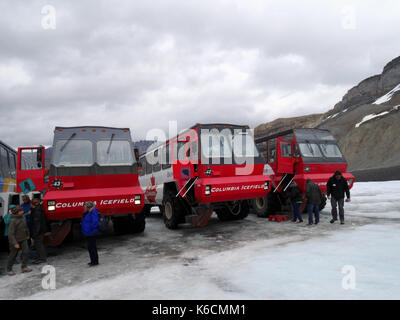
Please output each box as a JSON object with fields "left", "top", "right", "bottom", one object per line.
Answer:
{"left": 1, "top": 0, "right": 400, "bottom": 148}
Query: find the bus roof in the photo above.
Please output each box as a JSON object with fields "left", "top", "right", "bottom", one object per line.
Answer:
{"left": 0, "top": 140, "right": 17, "bottom": 155}
{"left": 53, "top": 126, "right": 132, "bottom": 141}
{"left": 255, "top": 128, "right": 332, "bottom": 143}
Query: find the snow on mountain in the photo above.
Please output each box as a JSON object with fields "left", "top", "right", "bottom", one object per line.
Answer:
{"left": 355, "top": 105, "right": 400, "bottom": 128}
{"left": 355, "top": 111, "right": 390, "bottom": 128}
{"left": 373, "top": 83, "right": 400, "bottom": 104}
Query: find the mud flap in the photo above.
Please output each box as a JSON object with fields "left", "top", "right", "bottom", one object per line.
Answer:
{"left": 44, "top": 220, "right": 72, "bottom": 247}
{"left": 184, "top": 207, "right": 214, "bottom": 228}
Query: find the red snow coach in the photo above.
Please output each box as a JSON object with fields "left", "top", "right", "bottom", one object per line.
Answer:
{"left": 16, "top": 126, "right": 145, "bottom": 245}
{"left": 251, "top": 128, "right": 355, "bottom": 216}
{"left": 138, "top": 123, "right": 272, "bottom": 229}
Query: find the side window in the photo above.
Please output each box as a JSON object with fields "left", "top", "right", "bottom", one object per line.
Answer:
{"left": 0, "top": 146, "right": 7, "bottom": 177}
{"left": 257, "top": 141, "right": 267, "bottom": 160}
{"left": 293, "top": 143, "right": 300, "bottom": 158}
{"left": 9, "top": 153, "right": 16, "bottom": 179}
{"left": 162, "top": 144, "right": 171, "bottom": 170}
{"left": 191, "top": 141, "right": 198, "bottom": 161}
{"left": 280, "top": 141, "right": 292, "bottom": 158}
{"left": 268, "top": 139, "right": 277, "bottom": 163}
{"left": 0, "top": 147, "right": 10, "bottom": 177}
{"left": 139, "top": 157, "right": 145, "bottom": 176}
{"left": 21, "top": 149, "right": 42, "bottom": 170}
{"left": 177, "top": 142, "right": 187, "bottom": 161}
{"left": 145, "top": 156, "right": 152, "bottom": 175}
{"left": 153, "top": 149, "right": 161, "bottom": 172}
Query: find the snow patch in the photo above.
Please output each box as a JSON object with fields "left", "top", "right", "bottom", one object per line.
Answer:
{"left": 355, "top": 104, "right": 399, "bottom": 128}
{"left": 373, "top": 83, "right": 400, "bottom": 104}
{"left": 355, "top": 111, "right": 389, "bottom": 128}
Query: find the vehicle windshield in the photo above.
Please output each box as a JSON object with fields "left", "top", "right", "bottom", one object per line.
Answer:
{"left": 200, "top": 132, "right": 232, "bottom": 159}
{"left": 319, "top": 143, "right": 343, "bottom": 158}
{"left": 231, "top": 132, "right": 259, "bottom": 158}
{"left": 298, "top": 142, "right": 323, "bottom": 158}
{"left": 295, "top": 129, "right": 344, "bottom": 160}
{"left": 97, "top": 140, "right": 134, "bottom": 166}
{"left": 53, "top": 139, "right": 93, "bottom": 167}
{"left": 200, "top": 128, "right": 260, "bottom": 164}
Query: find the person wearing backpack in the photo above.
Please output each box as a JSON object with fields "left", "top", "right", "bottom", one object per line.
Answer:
{"left": 81, "top": 201, "right": 99, "bottom": 267}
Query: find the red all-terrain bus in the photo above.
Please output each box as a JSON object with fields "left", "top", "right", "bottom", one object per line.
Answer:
{"left": 138, "top": 123, "right": 272, "bottom": 229}
{"left": 252, "top": 128, "right": 355, "bottom": 215}
{"left": 17, "top": 126, "right": 145, "bottom": 245}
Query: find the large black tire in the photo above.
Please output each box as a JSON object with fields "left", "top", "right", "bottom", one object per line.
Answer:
{"left": 162, "top": 192, "right": 182, "bottom": 229}
{"left": 113, "top": 216, "right": 130, "bottom": 235}
{"left": 216, "top": 200, "right": 249, "bottom": 221}
{"left": 142, "top": 205, "right": 152, "bottom": 217}
{"left": 129, "top": 212, "right": 146, "bottom": 234}
{"left": 215, "top": 208, "right": 232, "bottom": 221}
{"left": 251, "top": 197, "right": 268, "bottom": 217}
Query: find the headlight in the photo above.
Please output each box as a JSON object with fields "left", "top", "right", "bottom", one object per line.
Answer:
{"left": 347, "top": 178, "right": 354, "bottom": 186}
{"left": 304, "top": 166, "right": 311, "bottom": 173}
{"left": 264, "top": 181, "right": 269, "bottom": 190}
{"left": 47, "top": 200, "right": 56, "bottom": 212}
{"left": 205, "top": 185, "right": 211, "bottom": 195}
{"left": 134, "top": 194, "right": 141, "bottom": 205}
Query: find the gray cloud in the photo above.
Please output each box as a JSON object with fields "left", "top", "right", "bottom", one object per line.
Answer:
{"left": 1, "top": 0, "right": 400, "bottom": 148}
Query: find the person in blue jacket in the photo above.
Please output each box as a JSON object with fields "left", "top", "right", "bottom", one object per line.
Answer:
{"left": 21, "top": 195, "right": 32, "bottom": 227}
{"left": 3, "top": 205, "right": 16, "bottom": 253}
{"left": 81, "top": 201, "right": 99, "bottom": 266}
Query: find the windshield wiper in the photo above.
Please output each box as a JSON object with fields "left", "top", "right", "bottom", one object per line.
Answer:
{"left": 60, "top": 133, "right": 76, "bottom": 152}
{"left": 107, "top": 133, "right": 115, "bottom": 154}
{"left": 305, "top": 140, "right": 314, "bottom": 155}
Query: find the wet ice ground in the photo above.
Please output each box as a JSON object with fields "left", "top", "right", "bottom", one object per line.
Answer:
{"left": 0, "top": 181, "right": 399, "bottom": 300}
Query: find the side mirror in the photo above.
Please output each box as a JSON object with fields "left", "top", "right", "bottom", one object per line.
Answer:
{"left": 36, "top": 148, "right": 43, "bottom": 162}
{"left": 134, "top": 148, "right": 140, "bottom": 162}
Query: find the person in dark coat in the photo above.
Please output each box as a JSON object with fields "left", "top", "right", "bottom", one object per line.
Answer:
{"left": 30, "top": 198, "right": 48, "bottom": 264}
{"left": 287, "top": 181, "right": 304, "bottom": 223}
{"left": 81, "top": 201, "right": 99, "bottom": 266}
{"left": 327, "top": 170, "right": 350, "bottom": 224}
{"left": 305, "top": 179, "right": 322, "bottom": 225}
{"left": 6, "top": 206, "right": 32, "bottom": 276}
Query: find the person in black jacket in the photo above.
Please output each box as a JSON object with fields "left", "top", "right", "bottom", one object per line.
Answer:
{"left": 30, "top": 198, "right": 48, "bottom": 264}
{"left": 327, "top": 170, "right": 350, "bottom": 224}
{"left": 305, "top": 179, "right": 322, "bottom": 225}
{"left": 287, "top": 181, "right": 304, "bottom": 223}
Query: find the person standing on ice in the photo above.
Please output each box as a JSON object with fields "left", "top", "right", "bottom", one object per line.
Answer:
{"left": 305, "top": 179, "right": 322, "bottom": 225}
{"left": 6, "top": 206, "right": 32, "bottom": 276}
{"left": 288, "top": 181, "right": 304, "bottom": 223}
{"left": 81, "top": 201, "right": 99, "bottom": 267}
{"left": 327, "top": 170, "right": 350, "bottom": 225}
{"left": 30, "top": 198, "right": 48, "bottom": 264}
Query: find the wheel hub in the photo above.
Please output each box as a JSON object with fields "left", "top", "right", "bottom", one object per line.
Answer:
{"left": 165, "top": 202, "right": 173, "bottom": 220}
